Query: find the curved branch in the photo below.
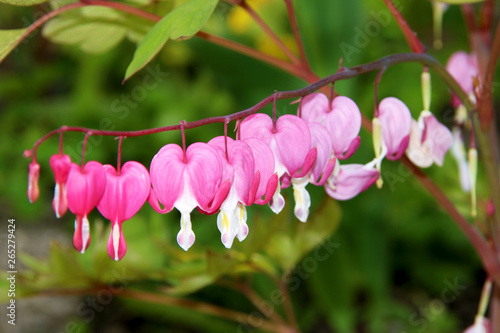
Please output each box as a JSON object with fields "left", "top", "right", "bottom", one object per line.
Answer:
{"left": 27, "top": 53, "right": 475, "bottom": 148}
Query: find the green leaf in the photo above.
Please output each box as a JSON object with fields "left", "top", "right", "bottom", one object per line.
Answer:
{"left": 264, "top": 198, "right": 341, "bottom": 271}
{"left": 0, "top": 0, "right": 48, "bottom": 6}
{"left": 124, "top": 0, "right": 218, "bottom": 81}
{"left": 0, "top": 28, "right": 28, "bottom": 64}
{"left": 436, "top": 0, "right": 484, "bottom": 3}
{"left": 42, "top": 7, "right": 151, "bottom": 54}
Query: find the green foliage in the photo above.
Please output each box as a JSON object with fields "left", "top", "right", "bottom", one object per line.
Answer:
{"left": 0, "top": 28, "right": 28, "bottom": 63}
{"left": 124, "top": 0, "right": 218, "bottom": 81}
{"left": 0, "top": 0, "right": 47, "bottom": 6}
{"left": 42, "top": 7, "right": 152, "bottom": 54}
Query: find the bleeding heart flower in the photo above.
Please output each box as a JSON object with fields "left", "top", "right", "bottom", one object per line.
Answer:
{"left": 377, "top": 97, "right": 412, "bottom": 160}
{"left": 208, "top": 136, "right": 258, "bottom": 248}
{"left": 406, "top": 111, "right": 453, "bottom": 168}
{"left": 325, "top": 162, "right": 380, "bottom": 201}
{"left": 66, "top": 161, "right": 107, "bottom": 254}
{"left": 242, "top": 137, "right": 278, "bottom": 205}
{"left": 27, "top": 161, "right": 40, "bottom": 204}
{"left": 149, "top": 142, "right": 230, "bottom": 251}
{"left": 300, "top": 93, "right": 361, "bottom": 159}
{"left": 240, "top": 113, "right": 317, "bottom": 214}
{"left": 50, "top": 154, "right": 72, "bottom": 218}
{"left": 299, "top": 92, "right": 330, "bottom": 124}
{"left": 96, "top": 161, "right": 150, "bottom": 261}
{"left": 446, "top": 51, "right": 478, "bottom": 107}
{"left": 291, "top": 122, "right": 335, "bottom": 222}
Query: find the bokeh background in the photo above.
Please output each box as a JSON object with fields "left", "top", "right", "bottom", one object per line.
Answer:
{"left": 0, "top": 0, "right": 494, "bottom": 332}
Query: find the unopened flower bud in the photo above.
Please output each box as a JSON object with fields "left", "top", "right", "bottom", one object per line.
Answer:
{"left": 27, "top": 161, "right": 40, "bottom": 203}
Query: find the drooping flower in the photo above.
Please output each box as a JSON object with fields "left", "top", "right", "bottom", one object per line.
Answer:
{"left": 239, "top": 113, "right": 317, "bottom": 214}
{"left": 291, "top": 122, "right": 335, "bottom": 222}
{"left": 446, "top": 51, "right": 478, "bottom": 107}
{"left": 208, "top": 137, "right": 258, "bottom": 248}
{"left": 149, "top": 142, "right": 230, "bottom": 251}
{"left": 96, "top": 161, "right": 150, "bottom": 261}
{"left": 50, "top": 154, "right": 72, "bottom": 218}
{"left": 242, "top": 137, "right": 278, "bottom": 205}
{"left": 377, "top": 97, "right": 412, "bottom": 160}
{"left": 325, "top": 162, "right": 380, "bottom": 201}
{"left": 27, "top": 161, "right": 40, "bottom": 204}
{"left": 66, "top": 161, "right": 107, "bottom": 253}
{"left": 406, "top": 111, "right": 453, "bottom": 168}
{"left": 300, "top": 93, "right": 361, "bottom": 159}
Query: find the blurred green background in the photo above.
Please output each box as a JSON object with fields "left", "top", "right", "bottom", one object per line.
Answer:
{"left": 0, "top": 0, "right": 491, "bottom": 332}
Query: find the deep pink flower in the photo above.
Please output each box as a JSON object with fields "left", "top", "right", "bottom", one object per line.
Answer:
{"left": 149, "top": 142, "right": 230, "bottom": 251}
{"left": 27, "top": 161, "right": 40, "bottom": 204}
{"left": 66, "top": 161, "right": 107, "bottom": 253}
{"left": 300, "top": 93, "right": 361, "bottom": 159}
{"left": 96, "top": 161, "right": 150, "bottom": 261}
{"left": 377, "top": 97, "right": 412, "bottom": 160}
{"left": 406, "top": 111, "right": 453, "bottom": 168}
{"left": 446, "top": 51, "right": 478, "bottom": 107}
{"left": 208, "top": 137, "right": 259, "bottom": 248}
{"left": 50, "top": 154, "right": 72, "bottom": 218}
{"left": 325, "top": 163, "right": 379, "bottom": 201}
{"left": 240, "top": 113, "right": 317, "bottom": 214}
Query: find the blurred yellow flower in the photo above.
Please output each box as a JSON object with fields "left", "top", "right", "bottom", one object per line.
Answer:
{"left": 256, "top": 34, "right": 297, "bottom": 60}
{"left": 227, "top": 0, "right": 272, "bottom": 34}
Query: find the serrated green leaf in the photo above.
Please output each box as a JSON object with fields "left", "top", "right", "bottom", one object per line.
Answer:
{"left": 0, "top": 0, "right": 48, "bottom": 6}
{"left": 42, "top": 7, "right": 151, "bottom": 54}
{"left": 0, "top": 28, "right": 28, "bottom": 64}
{"left": 124, "top": 0, "right": 218, "bottom": 81}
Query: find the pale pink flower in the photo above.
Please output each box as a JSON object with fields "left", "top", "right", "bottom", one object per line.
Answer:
{"left": 406, "top": 111, "right": 453, "bottom": 168}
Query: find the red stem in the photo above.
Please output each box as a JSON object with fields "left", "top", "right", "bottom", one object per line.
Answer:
{"left": 283, "top": 0, "right": 311, "bottom": 72}
{"left": 180, "top": 121, "right": 187, "bottom": 163}
{"left": 381, "top": 0, "right": 425, "bottom": 53}
{"left": 58, "top": 128, "right": 64, "bottom": 155}
{"left": 81, "top": 132, "right": 91, "bottom": 168}
{"left": 402, "top": 157, "right": 500, "bottom": 280}
{"left": 117, "top": 136, "right": 124, "bottom": 175}
{"left": 240, "top": 1, "right": 300, "bottom": 65}
{"left": 224, "top": 119, "right": 229, "bottom": 162}
{"left": 478, "top": 21, "right": 500, "bottom": 129}
{"left": 28, "top": 53, "right": 474, "bottom": 150}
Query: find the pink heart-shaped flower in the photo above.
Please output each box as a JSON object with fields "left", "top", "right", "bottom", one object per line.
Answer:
{"left": 50, "top": 154, "right": 72, "bottom": 218}
{"left": 66, "top": 161, "right": 106, "bottom": 253}
{"left": 97, "top": 161, "right": 150, "bottom": 261}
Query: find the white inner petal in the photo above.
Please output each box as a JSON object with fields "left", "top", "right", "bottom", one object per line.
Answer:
{"left": 112, "top": 222, "right": 120, "bottom": 261}
{"left": 81, "top": 215, "right": 90, "bottom": 254}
